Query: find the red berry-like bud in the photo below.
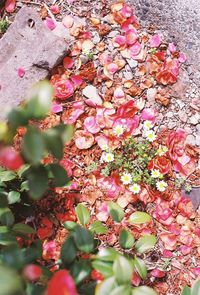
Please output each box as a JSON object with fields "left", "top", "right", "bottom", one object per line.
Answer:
{"left": 23, "top": 264, "right": 42, "bottom": 281}
{"left": 0, "top": 147, "right": 24, "bottom": 170}
{"left": 46, "top": 270, "right": 77, "bottom": 295}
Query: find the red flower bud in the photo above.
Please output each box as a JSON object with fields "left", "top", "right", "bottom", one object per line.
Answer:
{"left": 46, "top": 270, "right": 77, "bottom": 295}
{"left": 0, "top": 147, "right": 24, "bottom": 170}
{"left": 23, "top": 264, "right": 42, "bottom": 281}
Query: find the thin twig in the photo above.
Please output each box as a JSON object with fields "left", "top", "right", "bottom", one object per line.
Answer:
{"left": 43, "top": 2, "right": 57, "bottom": 23}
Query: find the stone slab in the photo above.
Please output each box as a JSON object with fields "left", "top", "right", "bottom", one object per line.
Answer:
{"left": 0, "top": 7, "right": 69, "bottom": 119}
{"left": 182, "top": 187, "right": 200, "bottom": 210}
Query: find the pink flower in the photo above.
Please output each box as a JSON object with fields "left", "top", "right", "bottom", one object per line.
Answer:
{"left": 84, "top": 116, "right": 100, "bottom": 134}
{"left": 54, "top": 79, "right": 74, "bottom": 100}
{"left": 17, "top": 67, "right": 25, "bottom": 78}
{"left": 75, "top": 130, "right": 94, "bottom": 149}
{"left": 97, "top": 172, "right": 122, "bottom": 198}
{"left": 129, "top": 42, "right": 142, "bottom": 57}
{"left": 121, "top": 4, "right": 133, "bottom": 18}
{"left": 44, "top": 17, "right": 56, "bottom": 30}
{"left": 167, "top": 128, "right": 186, "bottom": 162}
{"left": 42, "top": 241, "right": 57, "bottom": 261}
{"left": 149, "top": 34, "right": 161, "bottom": 48}
{"left": 113, "top": 35, "right": 126, "bottom": 47}
{"left": 141, "top": 108, "right": 156, "bottom": 123}
{"left": 125, "top": 29, "right": 138, "bottom": 45}
{"left": 5, "top": 0, "right": 16, "bottom": 13}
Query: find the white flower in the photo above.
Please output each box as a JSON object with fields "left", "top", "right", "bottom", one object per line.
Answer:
{"left": 113, "top": 125, "right": 124, "bottom": 137}
{"left": 144, "top": 130, "right": 156, "bottom": 142}
{"left": 157, "top": 145, "right": 168, "bottom": 156}
{"left": 101, "top": 144, "right": 108, "bottom": 150}
{"left": 129, "top": 183, "right": 141, "bottom": 194}
{"left": 143, "top": 120, "right": 154, "bottom": 130}
{"left": 101, "top": 152, "right": 114, "bottom": 163}
{"left": 151, "top": 169, "right": 161, "bottom": 178}
{"left": 121, "top": 172, "right": 132, "bottom": 185}
{"left": 156, "top": 180, "right": 168, "bottom": 192}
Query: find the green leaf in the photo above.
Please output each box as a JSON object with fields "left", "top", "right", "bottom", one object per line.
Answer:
{"left": 71, "top": 260, "right": 91, "bottom": 285}
{"left": 181, "top": 286, "right": 191, "bottom": 295}
{"left": 26, "top": 283, "right": 45, "bottom": 295}
{"left": 75, "top": 203, "right": 90, "bottom": 225}
{"left": 133, "top": 256, "right": 147, "bottom": 279}
{"left": 7, "top": 107, "right": 29, "bottom": 130}
{"left": 7, "top": 191, "right": 21, "bottom": 204}
{"left": 129, "top": 211, "right": 152, "bottom": 224}
{"left": 108, "top": 201, "right": 124, "bottom": 222}
{"left": 0, "top": 207, "right": 14, "bottom": 226}
{"left": 54, "top": 124, "right": 74, "bottom": 144}
{"left": 191, "top": 280, "right": 200, "bottom": 295}
{"left": 44, "top": 129, "right": 63, "bottom": 159}
{"left": 22, "top": 127, "right": 45, "bottom": 164}
{"left": 0, "top": 171, "right": 16, "bottom": 182}
{"left": 61, "top": 236, "right": 77, "bottom": 265}
{"left": 92, "top": 260, "right": 113, "bottom": 278}
{"left": 0, "top": 193, "right": 8, "bottom": 207}
{"left": 132, "top": 286, "right": 157, "bottom": 295}
{"left": 48, "top": 163, "right": 70, "bottom": 187}
{"left": 63, "top": 221, "right": 77, "bottom": 230}
{"left": 96, "top": 248, "right": 118, "bottom": 262}
{"left": 90, "top": 221, "right": 108, "bottom": 234}
{"left": 95, "top": 277, "right": 116, "bottom": 295}
{"left": 20, "top": 181, "right": 29, "bottom": 192}
{"left": 119, "top": 229, "right": 134, "bottom": 249}
{"left": 13, "top": 223, "right": 36, "bottom": 234}
{"left": 113, "top": 255, "right": 133, "bottom": 284}
{"left": 135, "top": 235, "right": 157, "bottom": 253}
{"left": 73, "top": 226, "right": 94, "bottom": 253}
{"left": 0, "top": 232, "right": 17, "bottom": 245}
{"left": 26, "top": 80, "right": 53, "bottom": 119}
{"left": 79, "top": 282, "right": 97, "bottom": 295}
{"left": 26, "top": 165, "right": 48, "bottom": 199}
{"left": 0, "top": 265, "right": 23, "bottom": 295}
{"left": 110, "top": 285, "right": 131, "bottom": 295}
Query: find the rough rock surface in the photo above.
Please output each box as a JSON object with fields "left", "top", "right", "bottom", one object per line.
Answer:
{"left": 0, "top": 6, "right": 69, "bottom": 119}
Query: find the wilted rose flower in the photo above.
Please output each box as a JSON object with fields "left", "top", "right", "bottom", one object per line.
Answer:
{"left": 167, "top": 128, "right": 186, "bottom": 161}
{"left": 148, "top": 156, "right": 172, "bottom": 175}
{"left": 75, "top": 130, "right": 94, "bottom": 149}
{"left": 54, "top": 79, "right": 74, "bottom": 100}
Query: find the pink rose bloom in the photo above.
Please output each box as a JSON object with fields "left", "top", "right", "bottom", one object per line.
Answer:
{"left": 54, "top": 79, "right": 74, "bottom": 100}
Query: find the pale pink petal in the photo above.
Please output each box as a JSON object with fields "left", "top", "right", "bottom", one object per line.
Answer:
{"left": 150, "top": 34, "right": 161, "bottom": 48}
{"left": 50, "top": 4, "right": 60, "bottom": 14}
{"left": 70, "top": 75, "right": 83, "bottom": 87}
{"left": 75, "top": 130, "right": 94, "bottom": 149}
{"left": 62, "top": 15, "right": 74, "bottom": 28}
{"left": 179, "top": 52, "right": 187, "bottom": 63}
{"left": 17, "top": 67, "right": 25, "bottom": 78}
{"left": 107, "top": 63, "right": 118, "bottom": 74}
{"left": 191, "top": 267, "right": 200, "bottom": 277}
{"left": 60, "top": 159, "right": 74, "bottom": 177}
{"left": 162, "top": 249, "right": 173, "bottom": 258}
{"left": 96, "top": 135, "right": 109, "bottom": 150}
{"left": 121, "top": 4, "right": 133, "bottom": 18}
{"left": 44, "top": 17, "right": 56, "bottom": 30}
{"left": 125, "top": 29, "right": 138, "bottom": 45}
{"left": 129, "top": 42, "right": 142, "bottom": 57}
{"left": 113, "top": 35, "right": 126, "bottom": 47}
{"left": 96, "top": 203, "right": 109, "bottom": 222}
{"left": 84, "top": 116, "right": 100, "bottom": 134}
{"left": 141, "top": 108, "right": 156, "bottom": 122}
{"left": 180, "top": 245, "right": 192, "bottom": 255}
{"left": 51, "top": 102, "right": 63, "bottom": 113}
{"left": 160, "top": 233, "right": 177, "bottom": 250}
{"left": 168, "top": 43, "right": 177, "bottom": 53}
{"left": 114, "top": 87, "right": 125, "bottom": 99}
{"left": 5, "top": 0, "right": 16, "bottom": 13}
{"left": 63, "top": 57, "right": 74, "bottom": 69}
{"left": 67, "top": 0, "right": 76, "bottom": 3}
{"left": 99, "top": 52, "right": 112, "bottom": 65}
{"left": 121, "top": 17, "right": 136, "bottom": 32}
{"left": 151, "top": 269, "right": 166, "bottom": 278}
{"left": 63, "top": 101, "right": 84, "bottom": 124}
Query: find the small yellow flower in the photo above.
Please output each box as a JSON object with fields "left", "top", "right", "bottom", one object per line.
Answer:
{"left": 113, "top": 125, "right": 124, "bottom": 137}
{"left": 121, "top": 172, "right": 132, "bottom": 185}
{"left": 151, "top": 169, "right": 161, "bottom": 178}
{"left": 129, "top": 183, "right": 141, "bottom": 194}
{"left": 156, "top": 180, "right": 168, "bottom": 192}
{"left": 144, "top": 130, "right": 156, "bottom": 142}
{"left": 143, "top": 120, "right": 154, "bottom": 130}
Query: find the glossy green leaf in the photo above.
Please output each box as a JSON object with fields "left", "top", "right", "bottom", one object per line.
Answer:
{"left": 71, "top": 260, "right": 91, "bottom": 285}
{"left": 13, "top": 223, "right": 36, "bottom": 234}
{"left": 75, "top": 203, "right": 90, "bottom": 225}
{"left": 73, "top": 226, "right": 94, "bottom": 253}
{"left": 133, "top": 256, "right": 147, "bottom": 279}
{"left": 119, "top": 229, "right": 135, "bottom": 249}
{"left": 0, "top": 193, "right": 8, "bottom": 207}
{"left": 181, "top": 286, "right": 191, "bottom": 295}
{"left": 132, "top": 286, "right": 157, "bottom": 295}
{"left": 108, "top": 201, "right": 124, "bottom": 222}
{"left": 95, "top": 277, "right": 116, "bottom": 295}
{"left": 44, "top": 129, "right": 63, "bottom": 159}
{"left": 191, "top": 279, "right": 200, "bottom": 295}
{"left": 0, "top": 265, "right": 23, "bottom": 295}
{"left": 0, "top": 207, "right": 14, "bottom": 226}
{"left": 0, "top": 233, "right": 17, "bottom": 245}
{"left": 129, "top": 211, "right": 151, "bottom": 224}
{"left": 26, "top": 81, "right": 53, "bottom": 119}
{"left": 113, "top": 255, "right": 133, "bottom": 284}
{"left": 7, "top": 191, "right": 21, "bottom": 204}
{"left": 54, "top": 124, "right": 74, "bottom": 144}
{"left": 135, "top": 235, "right": 157, "bottom": 253}
{"left": 61, "top": 236, "right": 77, "bottom": 265}
{"left": 22, "top": 127, "right": 45, "bottom": 164}
{"left": 63, "top": 221, "right": 77, "bottom": 230}
{"left": 0, "top": 171, "right": 16, "bottom": 182}
{"left": 7, "top": 107, "right": 29, "bottom": 130}
{"left": 96, "top": 248, "right": 118, "bottom": 262}
{"left": 110, "top": 285, "right": 131, "bottom": 295}
{"left": 90, "top": 221, "right": 108, "bottom": 234}
{"left": 48, "top": 163, "right": 70, "bottom": 187}
{"left": 92, "top": 260, "right": 113, "bottom": 278}
{"left": 26, "top": 165, "right": 48, "bottom": 199}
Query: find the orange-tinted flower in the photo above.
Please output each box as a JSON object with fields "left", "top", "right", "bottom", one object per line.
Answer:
{"left": 148, "top": 156, "right": 172, "bottom": 175}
